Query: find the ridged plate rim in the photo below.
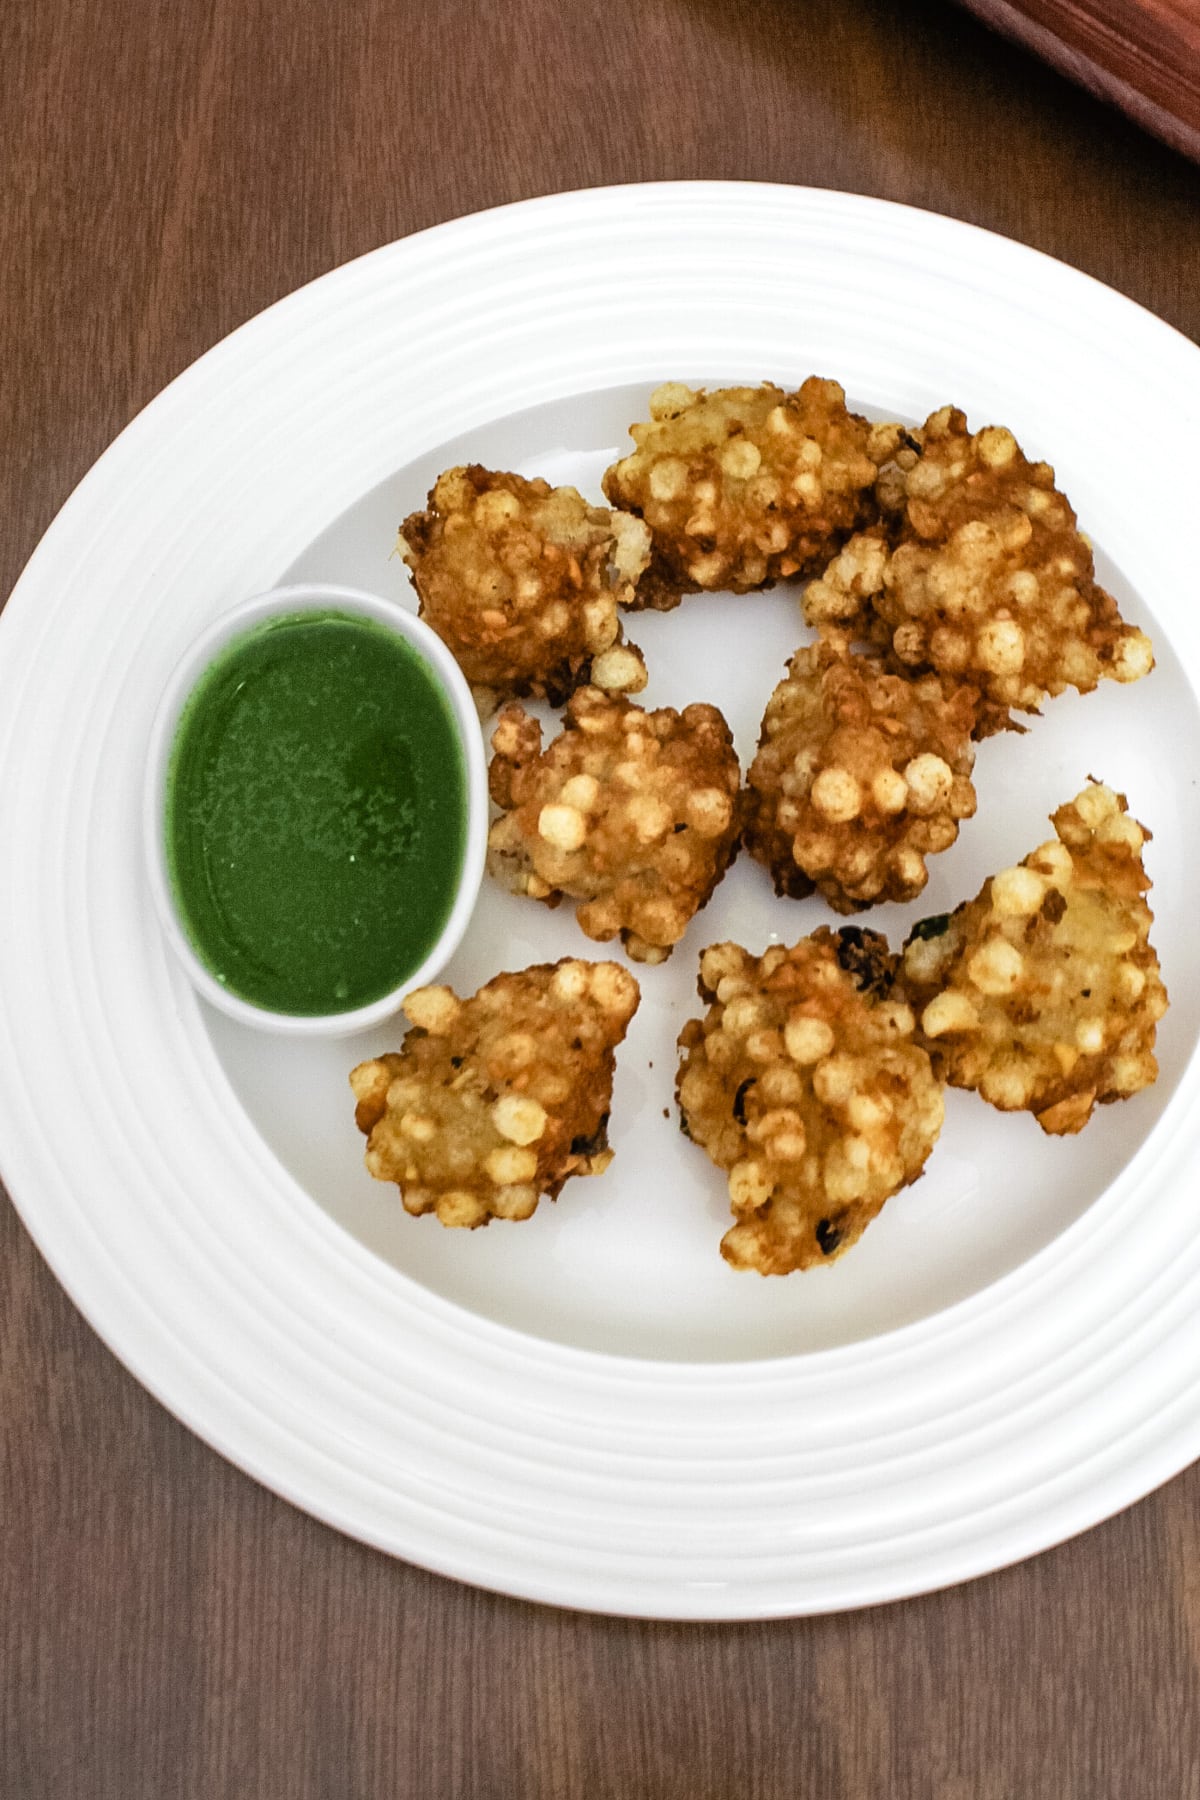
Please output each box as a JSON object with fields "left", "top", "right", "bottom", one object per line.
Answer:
{"left": 2, "top": 181, "right": 1199, "bottom": 1618}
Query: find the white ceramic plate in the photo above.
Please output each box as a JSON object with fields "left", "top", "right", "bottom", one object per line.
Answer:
{"left": 3, "top": 183, "right": 1199, "bottom": 1619}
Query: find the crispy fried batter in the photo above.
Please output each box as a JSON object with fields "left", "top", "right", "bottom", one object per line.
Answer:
{"left": 601, "top": 379, "right": 903, "bottom": 610}
{"left": 808, "top": 408, "right": 1154, "bottom": 735}
{"left": 487, "top": 687, "right": 742, "bottom": 963}
{"left": 350, "top": 959, "right": 640, "bottom": 1227}
{"left": 745, "top": 631, "right": 978, "bottom": 912}
{"left": 901, "top": 782, "right": 1167, "bottom": 1134}
{"left": 676, "top": 930, "right": 944, "bottom": 1273}
{"left": 397, "top": 466, "right": 652, "bottom": 711}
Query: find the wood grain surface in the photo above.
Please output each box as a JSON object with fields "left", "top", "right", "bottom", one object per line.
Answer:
{"left": 955, "top": 0, "right": 1200, "bottom": 160}
{"left": 3, "top": 1, "right": 1200, "bottom": 1795}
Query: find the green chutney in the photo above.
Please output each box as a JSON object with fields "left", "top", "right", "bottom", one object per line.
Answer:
{"left": 165, "top": 609, "right": 469, "bottom": 1015}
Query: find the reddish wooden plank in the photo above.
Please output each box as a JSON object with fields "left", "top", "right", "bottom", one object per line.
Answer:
{"left": 955, "top": 0, "right": 1200, "bottom": 158}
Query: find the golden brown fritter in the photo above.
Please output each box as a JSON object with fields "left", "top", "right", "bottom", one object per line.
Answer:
{"left": 808, "top": 408, "right": 1154, "bottom": 735}
{"left": 487, "top": 687, "right": 742, "bottom": 964}
{"left": 350, "top": 959, "right": 640, "bottom": 1228}
{"left": 901, "top": 782, "right": 1167, "bottom": 1135}
{"left": 601, "top": 378, "right": 903, "bottom": 611}
{"left": 676, "top": 930, "right": 944, "bottom": 1274}
{"left": 745, "top": 630, "right": 979, "bottom": 912}
{"left": 397, "top": 466, "right": 651, "bottom": 711}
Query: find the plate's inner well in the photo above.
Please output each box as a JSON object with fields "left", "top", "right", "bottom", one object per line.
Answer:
{"left": 202, "top": 385, "right": 1197, "bottom": 1361}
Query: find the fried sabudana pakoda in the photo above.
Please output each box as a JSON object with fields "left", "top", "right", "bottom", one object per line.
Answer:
{"left": 487, "top": 686, "right": 742, "bottom": 964}
{"left": 351, "top": 959, "right": 640, "bottom": 1227}
{"left": 602, "top": 378, "right": 904, "bottom": 611}
{"left": 901, "top": 782, "right": 1167, "bottom": 1134}
{"left": 676, "top": 929, "right": 944, "bottom": 1274}
{"left": 745, "top": 628, "right": 978, "bottom": 912}
{"left": 807, "top": 407, "right": 1153, "bottom": 735}
{"left": 398, "top": 466, "right": 651, "bottom": 711}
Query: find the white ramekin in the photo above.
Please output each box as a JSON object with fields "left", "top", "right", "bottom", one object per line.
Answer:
{"left": 144, "top": 582, "right": 488, "bottom": 1035}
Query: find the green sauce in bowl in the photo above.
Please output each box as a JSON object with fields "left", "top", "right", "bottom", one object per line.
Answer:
{"left": 164, "top": 608, "right": 469, "bottom": 1017}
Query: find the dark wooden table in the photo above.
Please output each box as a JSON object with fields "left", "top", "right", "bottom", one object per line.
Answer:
{"left": 4, "top": 1, "right": 1199, "bottom": 1794}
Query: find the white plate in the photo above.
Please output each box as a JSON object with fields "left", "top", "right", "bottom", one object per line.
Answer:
{"left": 3, "top": 182, "right": 1199, "bottom": 1619}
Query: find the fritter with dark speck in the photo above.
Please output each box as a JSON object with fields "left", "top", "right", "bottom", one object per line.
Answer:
{"left": 676, "top": 930, "right": 944, "bottom": 1274}
{"left": 351, "top": 959, "right": 640, "bottom": 1227}
{"left": 901, "top": 782, "right": 1167, "bottom": 1134}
